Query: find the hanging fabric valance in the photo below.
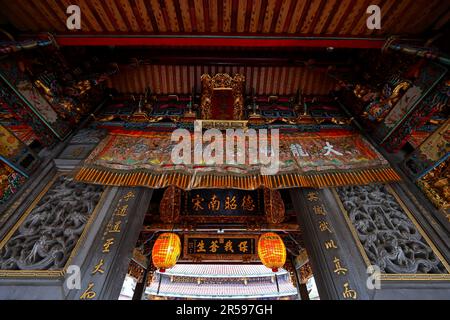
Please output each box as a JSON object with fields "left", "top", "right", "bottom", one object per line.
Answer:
{"left": 74, "top": 129, "right": 400, "bottom": 190}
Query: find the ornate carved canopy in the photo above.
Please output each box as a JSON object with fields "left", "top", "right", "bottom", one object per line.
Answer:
{"left": 159, "top": 186, "right": 285, "bottom": 225}
{"left": 200, "top": 73, "right": 245, "bottom": 120}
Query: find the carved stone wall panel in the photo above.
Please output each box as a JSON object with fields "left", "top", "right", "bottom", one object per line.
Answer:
{"left": 0, "top": 174, "right": 105, "bottom": 274}
{"left": 335, "top": 184, "right": 449, "bottom": 276}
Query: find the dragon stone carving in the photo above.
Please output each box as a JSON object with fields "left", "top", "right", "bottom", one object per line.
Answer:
{"left": 336, "top": 184, "right": 447, "bottom": 274}
{"left": 0, "top": 175, "right": 104, "bottom": 271}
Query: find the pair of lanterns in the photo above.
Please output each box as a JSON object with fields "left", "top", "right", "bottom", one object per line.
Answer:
{"left": 151, "top": 232, "right": 286, "bottom": 273}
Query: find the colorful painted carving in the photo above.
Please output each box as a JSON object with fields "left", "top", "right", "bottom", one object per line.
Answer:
{"left": 417, "top": 158, "right": 450, "bottom": 216}
{"left": 404, "top": 119, "right": 450, "bottom": 179}
{"left": 0, "top": 59, "right": 71, "bottom": 140}
{"left": 382, "top": 78, "right": 449, "bottom": 152}
{"left": 0, "top": 160, "right": 26, "bottom": 206}
{"left": 0, "top": 82, "right": 57, "bottom": 146}
{"left": 375, "top": 61, "right": 447, "bottom": 143}
{"left": 0, "top": 124, "right": 39, "bottom": 174}
{"left": 363, "top": 76, "right": 411, "bottom": 122}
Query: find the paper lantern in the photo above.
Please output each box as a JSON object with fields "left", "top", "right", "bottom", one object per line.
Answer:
{"left": 152, "top": 233, "right": 181, "bottom": 272}
{"left": 258, "top": 232, "right": 286, "bottom": 272}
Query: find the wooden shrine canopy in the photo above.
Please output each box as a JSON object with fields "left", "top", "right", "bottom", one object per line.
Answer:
{"left": 200, "top": 73, "right": 245, "bottom": 120}
{"left": 74, "top": 128, "right": 400, "bottom": 190}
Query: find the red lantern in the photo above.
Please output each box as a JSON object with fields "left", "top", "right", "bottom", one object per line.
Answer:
{"left": 258, "top": 232, "right": 286, "bottom": 272}
{"left": 152, "top": 233, "right": 181, "bottom": 272}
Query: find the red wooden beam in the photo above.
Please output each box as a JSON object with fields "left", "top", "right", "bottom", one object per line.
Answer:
{"left": 54, "top": 34, "right": 385, "bottom": 48}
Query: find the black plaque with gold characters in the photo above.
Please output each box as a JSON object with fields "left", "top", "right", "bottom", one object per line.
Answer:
{"left": 184, "top": 189, "right": 264, "bottom": 216}
{"left": 183, "top": 234, "right": 259, "bottom": 261}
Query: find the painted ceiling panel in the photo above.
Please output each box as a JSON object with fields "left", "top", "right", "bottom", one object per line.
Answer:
{"left": 106, "top": 64, "right": 337, "bottom": 96}
{"left": 1, "top": 0, "right": 446, "bottom": 36}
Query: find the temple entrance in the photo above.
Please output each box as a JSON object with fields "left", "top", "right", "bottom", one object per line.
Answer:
{"left": 118, "top": 188, "right": 320, "bottom": 300}
{"left": 0, "top": 15, "right": 448, "bottom": 301}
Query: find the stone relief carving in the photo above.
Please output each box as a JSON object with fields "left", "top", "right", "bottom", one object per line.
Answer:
{"left": 336, "top": 184, "right": 447, "bottom": 274}
{"left": 0, "top": 175, "right": 104, "bottom": 271}
{"left": 200, "top": 73, "right": 245, "bottom": 120}
{"left": 69, "top": 128, "right": 107, "bottom": 144}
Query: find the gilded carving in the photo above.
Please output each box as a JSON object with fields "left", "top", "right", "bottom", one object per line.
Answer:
{"left": 159, "top": 186, "right": 182, "bottom": 223}
{"left": 357, "top": 76, "right": 412, "bottom": 122}
{"left": 417, "top": 158, "right": 450, "bottom": 216}
{"left": 264, "top": 189, "right": 285, "bottom": 224}
{"left": 200, "top": 73, "right": 245, "bottom": 120}
{"left": 299, "top": 263, "right": 313, "bottom": 284}
{"left": 127, "top": 259, "right": 145, "bottom": 282}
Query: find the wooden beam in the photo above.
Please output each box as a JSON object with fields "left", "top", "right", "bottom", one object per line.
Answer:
{"left": 55, "top": 34, "right": 385, "bottom": 48}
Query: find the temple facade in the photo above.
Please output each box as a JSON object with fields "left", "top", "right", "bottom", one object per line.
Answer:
{"left": 0, "top": 0, "right": 448, "bottom": 301}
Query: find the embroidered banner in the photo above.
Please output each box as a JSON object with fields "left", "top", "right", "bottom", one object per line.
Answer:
{"left": 75, "top": 129, "right": 400, "bottom": 190}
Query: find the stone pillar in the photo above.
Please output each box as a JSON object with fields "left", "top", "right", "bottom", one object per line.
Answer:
{"left": 67, "top": 187, "right": 153, "bottom": 300}
{"left": 290, "top": 188, "right": 373, "bottom": 300}
{"left": 290, "top": 185, "right": 450, "bottom": 300}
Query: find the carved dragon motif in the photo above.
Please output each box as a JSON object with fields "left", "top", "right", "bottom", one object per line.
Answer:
{"left": 0, "top": 175, "right": 104, "bottom": 271}
{"left": 336, "top": 184, "right": 447, "bottom": 274}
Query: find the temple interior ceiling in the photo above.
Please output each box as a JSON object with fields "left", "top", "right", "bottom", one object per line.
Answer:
{"left": 0, "top": 0, "right": 447, "bottom": 36}
{"left": 0, "top": 0, "right": 448, "bottom": 302}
